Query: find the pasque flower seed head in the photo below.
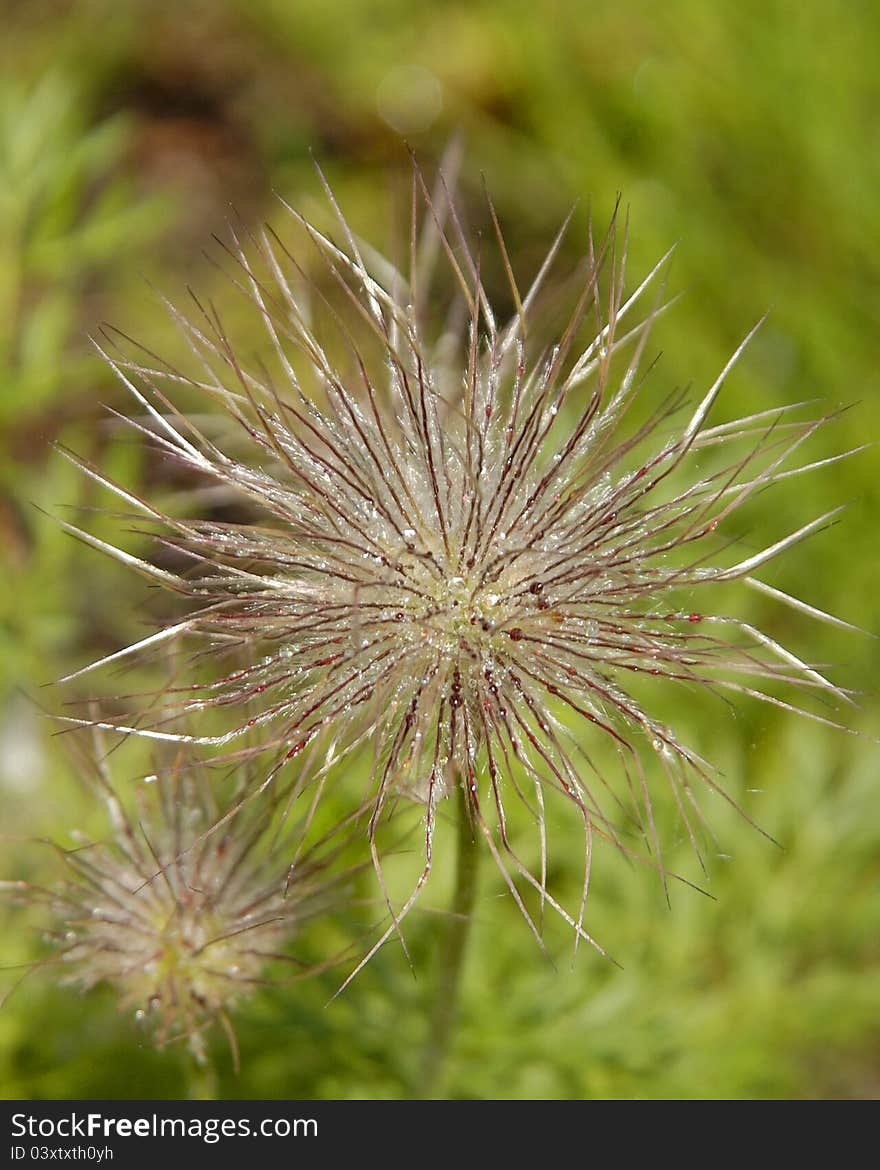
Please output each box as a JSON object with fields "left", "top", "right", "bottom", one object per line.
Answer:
{"left": 56, "top": 163, "right": 856, "bottom": 967}
{"left": 5, "top": 740, "right": 349, "bottom": 1063}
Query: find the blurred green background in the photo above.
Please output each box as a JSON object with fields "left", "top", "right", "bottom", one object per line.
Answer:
{"left": 1, "top": 0, "right": 878, "bottom": 1099}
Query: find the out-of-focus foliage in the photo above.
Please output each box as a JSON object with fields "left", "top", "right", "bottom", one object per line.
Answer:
{"left": 0, "top": 76, "right": 159, "bottom": 430}
{"left": 0, "top": 71, "right": 166, "bottom": 710}
{"left": 1, "top": 0, "right": 877, "bottom": 1099}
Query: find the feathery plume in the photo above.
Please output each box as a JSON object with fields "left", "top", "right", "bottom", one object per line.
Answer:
{"left": 55, "top": 161, "right": 856, "bottom": 967}
{"left": 4, "top": 737, "right": 349, "bottom": 1064}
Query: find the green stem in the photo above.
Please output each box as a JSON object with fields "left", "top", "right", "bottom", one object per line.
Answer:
{"left": 421, "top": 780, "right": 480, "bottom": 1099}
{"left": 187, "top": 1059, "right": 219, "bottom": 1100}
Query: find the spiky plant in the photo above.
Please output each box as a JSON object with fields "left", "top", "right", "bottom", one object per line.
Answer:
{"left": 4, "top": 737, "right": 351, "bottom": 1067}
{"left": 54, "top": 162, "right": 855, "bottom": 995}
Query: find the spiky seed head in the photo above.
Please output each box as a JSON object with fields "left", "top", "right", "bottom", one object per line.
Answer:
{"left": 57, "top": 162, "right": 855, "bottom": 963}
{"left": 11, "top": 745, "right": 341, "bottom": 1063}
